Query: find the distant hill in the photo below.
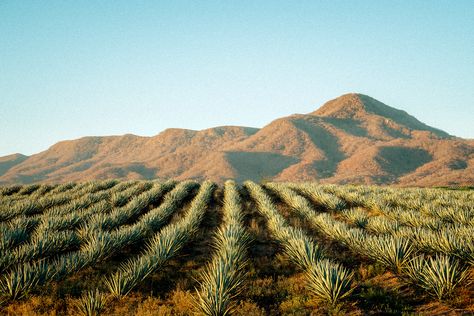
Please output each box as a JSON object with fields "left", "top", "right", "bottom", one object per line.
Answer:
{"left": 1, "top": 93, "right": 473, "bottom": 186}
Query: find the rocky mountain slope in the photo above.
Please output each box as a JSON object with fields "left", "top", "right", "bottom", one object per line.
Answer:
{"left": 1, "top": 93, "right": 472, "bottom": 186}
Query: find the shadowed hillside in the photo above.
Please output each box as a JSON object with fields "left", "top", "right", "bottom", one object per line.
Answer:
{"left": 1, "top": 93, "right": 472, "bottom": 186}
{"left": 0, "top": 154, "right": 28, "bottom": 177}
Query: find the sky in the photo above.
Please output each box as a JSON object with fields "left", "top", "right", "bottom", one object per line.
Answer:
{"left": 1, "top": 1, "right": 473, "bottom": 156}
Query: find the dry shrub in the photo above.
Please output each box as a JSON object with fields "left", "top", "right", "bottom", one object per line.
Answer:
{"left": 135, "top": 297, "right": 172, "bottom": 316}
{"left": 231, "top": 300, "right": 266, "bottom": 316}
{"left": 106, "top": 294, "right": 142, "bottom": 315}
{"left": 169, "top": 290, "right": 194, "bottom": 315}
{"left": 4, "top": 296, "right": 60, "bottom": 316}
{"left": 279, "top": 296, "right": 308, "bottom": 315}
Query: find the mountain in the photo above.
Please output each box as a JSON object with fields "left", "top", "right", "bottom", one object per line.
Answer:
{"left": 1, "top": 93, "right": 473, "bottom": 186}
{"left": 0, "top": 154, "right": 28, "bottom": 177}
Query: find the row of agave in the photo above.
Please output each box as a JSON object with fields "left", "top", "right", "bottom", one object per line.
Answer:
{"left": 0, "top": 183, "right": 50, "bottom": 198}
{"left": 289, "top": 183, "right": 474, "bottom": 263}
{"left": 287, "top": 182, "right": 347, "bottom": 212}
{"left": 0, "top": 180, "right": 121, "bottom": 222}
{"left": 104, "top": 181, "right": 215, "bottom": 297}
{"left": 0, "top": 179, "right": 112, "bottom": 206}
{"left": 245, "top": 181, "right": 354, "bottom": 307}
{"left": 0, "top": 196, "right": 115, "bottom": 261}
{"left": 0, "top": 183, "right": 74, "bottom": 198}
{"left": 82, "top": 181, "right": 175, "bottom": 233}
{"left": 318, "top": 197, "right": 474, "bottom": 264}
{"left": 0, "top": 184, "right": 28, "bottom": 197}
{"left": 322, "top": 184, "right": 474, "bottom": 257}
{"left": 3, "top": 184, "right": 55, "bottom": 201}
{"left": 0, "top": 181, "right": 197, "bottom": 300}
{"left": 109, "top": 181, "right": 153, "bottom": 207}
{"left": 341, "top": 208, "right": 474, "bottom": 265}
{"left": 195, "top": 180, "right": 251, "bottom": 315}
{"left": 269, "top": 183, "right": 471, "bottom": 300}
{"left": 1, "top": 179, "right": 118, "bottom": 201}
{"left": 324, "top": 184, "right": 474, "bottom": 226}
{"left": 2, "top": 181, "right": 154, "bottom": 238}
{"left": 68, "top": 181, "right": 211, "bottom": 316}
{"left": 0, "top": 181, "right": 145, "bottom": 263}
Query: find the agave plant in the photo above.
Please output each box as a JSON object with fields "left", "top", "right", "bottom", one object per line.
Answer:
{"left": 293, "top": 183, "right": 347, "bottom": 211}
{"left": 363, "top": 235, "right": 414, "bottom": 274}
{"left": 0, "top": 225, "right": 28, "bottom": 251}
{"left": 52, "top": 252, "right": 88, "bottom": 280}
{"left": 458, "top": 240, "right": 474, "bottom": 266}
{"left": 404, "top": 254, "right": 470, "bottom": 300}
{"left": 0, "top": 261, "right": 54, "bottom": 300}
{"left": 306, "top": 259, "right": 354, "bottom": 306}
{"left": 81, "top": 231, "right": 119, "bottom": 263}
{"left": 36, "top": 211, "right": 86, "bottom": 235}
{"left": 411, "top": 228, "right": 464, "bottom": 255}
{"left": 394, "top": 209, "right": 439, "bottom": 229}
{"left": 196, "top": 259, "right": 242, "bottom": 316}
{"left": 338, "top": 227, "right": 367, "bottom": 253}
{"left": 282, "top": 232, "right": 324, "bottom": 270}
{"left": 74, "top": 290, "right": 108, "bottom": 316}
{"left": 366, "top": 216, "right": 399, "bottom": 235}
{"left": 104, "top": 268, "right": 140, "bottom": 299}
{"left": 341, "top": 208, "right": 368, "bottom": 228}
{"left": 105, "top": 226, "right": 189, "bottom": 297}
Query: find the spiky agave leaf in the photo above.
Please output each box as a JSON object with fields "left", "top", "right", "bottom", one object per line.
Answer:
{"left": 74, "top": 289, "right": 108, "bottom": 316}
{"left": 282, "top": 232, "right": 324, "bottom": 270}
{"left": 366, "top": 216, "right": 399, "bottom": 235}
{"left": 0, "top": 225, "right": 28, "bottom": 251}
{"left": 403, "top": 255, "right": 425, "bottom": 285}
{"left": 298, "top": 184, "right": 347, "bottom": 211}
{"left": 341, "top": 208, "right": 368, "bottom": 228}
{"left": 306, "top": 259, "right": 354, "bottom": 306}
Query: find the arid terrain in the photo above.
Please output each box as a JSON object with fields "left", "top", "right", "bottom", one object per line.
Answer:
{"left": 1, "top": 93, "right": 473, "bottom": 186}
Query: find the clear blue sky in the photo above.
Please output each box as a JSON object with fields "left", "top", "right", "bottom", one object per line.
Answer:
{"left": 1, "top": 1, "right": 473, "bottom": 156}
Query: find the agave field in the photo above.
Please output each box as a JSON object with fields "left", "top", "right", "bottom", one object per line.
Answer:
{"left": 0, "top": 180, "right": 472, "bottom": 315}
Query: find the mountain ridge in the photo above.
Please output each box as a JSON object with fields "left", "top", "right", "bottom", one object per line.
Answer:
{"left": 1, "top": 93, "right": 472, "bottom": 186}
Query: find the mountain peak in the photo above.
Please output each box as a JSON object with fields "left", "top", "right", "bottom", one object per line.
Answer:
{"left": 312, "top": 93, "right": 406, "bottom": 119}
{"left": 311, "top": 93, "right": 366, "bottom": 118}
{"left": 312, "top": 93, "right": 450, "bottom": 138}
